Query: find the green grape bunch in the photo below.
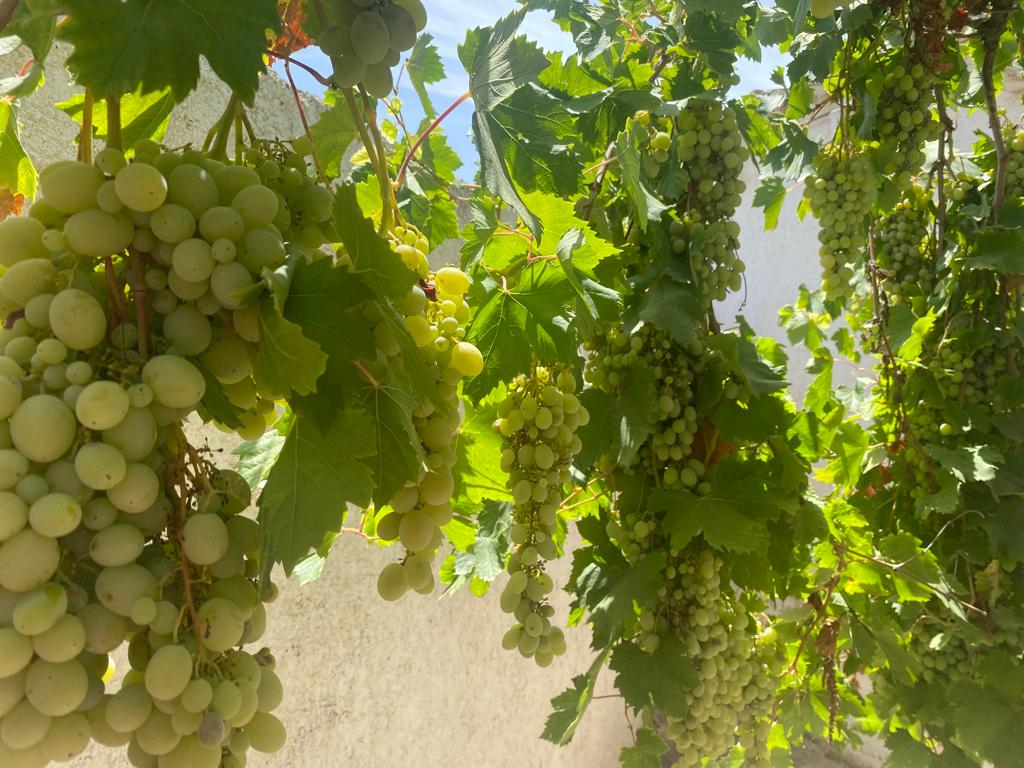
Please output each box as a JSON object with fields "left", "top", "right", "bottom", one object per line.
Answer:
{"left": 375, "top": 251, "right": 483, "bottom": 601}
{"left": 803, "top": 148, "right": 874, "bottom": 301}
{"left": 494, "top": 367, "right": 588, "bottom": 667}
{"left": 675, "top": 100, "right": 749, "bottom": 223}
{"left": 0, "top": 136, "right": 338, "bottom": 764}
{"left": 317, "top": 0, "right": 428, "bottom": 98}
{"left": 874, "top": 185, "right": 937, "bottom": 301}
{"left": 874, "top": 57, "right": 942, "bottom": 178}
{"left": 584, "top": 327, "right": 744, "bottom": 493}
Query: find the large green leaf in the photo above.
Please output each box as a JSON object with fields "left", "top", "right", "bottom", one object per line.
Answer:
{"left": 0, "top": 102, "right": 34, "bottom": 198}
{"left": 610, "top": 636, "right": 698, "bottom": 719}
{"left": 57, "top": 88, "right": 175, "bottom": 149}
{"left": 541, "top": 649, "right": 610, "bottom": 745}
{"left": 259, "top": 411, "right": 376, "bottom": 573}
{"left": 464, "top": 266, "right": 577, "bottom": 400}
{"left": 253, "top": 299, "right": 328, "bottom": 399}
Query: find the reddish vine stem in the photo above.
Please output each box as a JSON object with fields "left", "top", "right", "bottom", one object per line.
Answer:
{"left": 283, "top": 58, "right": 326, "bottom": 182}
{"left": 395, "top": 90, "right": 472, "bottom": 187}
{"left": 269, "top": 50, "right": 334, "bottom": 87}
{"left": 169, "top": 428, "right": 204, "bottom": 653}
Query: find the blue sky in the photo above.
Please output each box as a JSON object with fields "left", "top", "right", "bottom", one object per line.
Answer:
{"left": 276, "top": 3, "right": 786, "bottom": 178}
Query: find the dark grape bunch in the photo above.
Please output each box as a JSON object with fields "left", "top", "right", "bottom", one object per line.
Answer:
{"left": 494, "top": 367, "right": 588, "bottom": 666}
{"left": 375, "top": 255, "right": 483, "bottom": 601}
{"left": 874, "top": 185, "right": 938, "bottom": 301}
{"left": 803, "top": 148, "right": 874, "bottom": 301}
{"left": 874, "top": 57, "right": 942, "bottom": 180}
{"left": 317, "top": 0, "right": 428, "bottom": 98}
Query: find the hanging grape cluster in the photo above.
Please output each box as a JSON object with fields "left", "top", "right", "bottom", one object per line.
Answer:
{"left": 804, "top": 148, "right": 874, "bottom": 300}
{"left": 494, "top": 367, "right": 587, "bottom": 666}
{"left": 317, "top": 0, "right": 428, "bottom": 98}
{"left": 874, "top": 57, "right": 942, "bottom": 179}
{"left": 375, "top": 256, "right": 483, "bottom": 601}
{"left": 0, "top": 137, "right": 331, "bottom": 764}
{"left": 874, "top": 184, "right": 937, "bottom": 301}
{"left": 672, "top": 100, "right": 749, "bottom": 302}
{"left": 659, "top": 552, "right": 778, "bottom": 768}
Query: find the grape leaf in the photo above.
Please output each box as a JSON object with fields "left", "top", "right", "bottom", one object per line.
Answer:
{"left": 253, "top": 299, "right": 328, "bottom": 398}
{"left": 522, "top": 191, "right": 618, "bottom": 276}
{"left": 619, "top": 728, "right": 668, "bottom": 768}
{"left": 272, "top": 0, "right": 313, "bottom": 55}
{"left": 969, "top": 229, "right": 1024, "bottom": 274}
{"left": 57, "top": 88, "right": 176, "bottom": 150}
{"left": 575, "top": 365, "right": 657, "bottom": 469}
{"left": 574, "top": 551, "right": 667, "bottom": 648}
{"left": 61, "top": 0, "right": 278, "bottom": 101}
{"left": 195, "top": 364, "right": 244, "bottom": 430}
{"left": 461, "top": 9, "right": 553, "bottom": 236}
{"left": 653, "top": 463, "right": 781, "bottom": 553}
{"left": 622, "top": 277, "right": 703, "bottom": 345}
{"left": 953, "top": 682, "right": 1024, "bottom": 768}
{"left": 541, "top": 649, "right": 610, "bottom": 745}
{"left": 309, "top": 91, "right": 358, "bottom": 179}
{"left": 616, "top": 120, "right": 669, "bottom": 229}
{"left": 464, "top": 267, "right": 576, "bottom": 401}
{"left": 332, "top": 184, "right": 417, "bottom": 300}
{"left": 610, "top": 636, "right": 698, "bottom": 719}
{"left": 454, "top": 388, "right": 511, "bottom": 505}
{"left": 0, "top": 102, "right": 34, "bottom": 198}
{"left": 282, "top": 257, "right": 375, "bottom": 424}
{"left": 234, "top": 430, "right": 287, "bottom": 489}
{"left": 453, "top": 500, "right": 513, "bottom": 585}
{"left": 407, "top": 34, "right": 445, "bottom": 118}
{"left": 357, "top": 378, "right": 423, "bottom": 507}
{"left": 259, "top": 411, "right": 376, "bottom": 573}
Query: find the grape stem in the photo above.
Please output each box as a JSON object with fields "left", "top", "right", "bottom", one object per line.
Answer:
{"left": 981, "top": 0, "right": 1014, "bottom": 213}
{"left": 168, "top": 426, "right": 206, "bottom": 656}
{"left": 395, "top": 90, "right": 472, "bottom": 188}
{"left": 353, "top": 360, "right": 380, "bottom": 389}
{"left": 208, "top": 93, "right": 242, "bottom": 161}
{"left": 268, "top": 50, "right": 334, "bottom": 87}
{"left": 102, "top": 255, "right": 125, "bottom": 328}
{"left": 105, "top": 96, "right": 122, "bottom": 151}
{"left": 127, "top": 249, "right": 150, "bottom": 360}
{"left": 360, "top": 87, "right": 400, "bottom": 233}
{"left": 282, "top": 58, "right": 326, "bottom": 182}
{"left": 78, "top": 88, "right": 93, "bottom": 165}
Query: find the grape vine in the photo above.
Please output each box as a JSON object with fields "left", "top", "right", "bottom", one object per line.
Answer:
{"left": 0, "top": 1, "right": 1020, "bottom": 767}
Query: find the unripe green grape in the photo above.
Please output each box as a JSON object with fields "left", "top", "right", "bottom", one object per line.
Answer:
{"left": 244, "top": 711, "right": 286, "bottom": 753}
{"left": 142, "top": 355, "right": 206, "bottom": 409}
{"left": 195, "top": 597, "right": 246, "bottom": 652}
{"left": 397, "top": 509, "right": 433, "bottom": 551}
{"left": 28, "top": 492, "right": 81, "bottom": 537}
{"left": 182, "top": 513, "right": 230, "bottom": 565}
{"left": 0, "top": 491, "right": 26, "bottom": 540}
{"left": 73, "top": 442, "right": 128, "bottom": 491}
{"left": 48, "top": 288, "right": 106, "bottom": 351}
{"left": 0, "top": 627, "right": 33, "bottom": 676}
{"left": 11, "top": 394, "right": 76, "bottom": 463}
{"left": 106, "top": 462, "right": 160, "bottom": 513}
{"left": 362, "top": 61, "right": 394, "bottom": 99}
{"left": 145, "top": 644, "right": 194, "bottom": 703}
{"left": 200, "top": 331, "right": 251, "bottom": 384}
{"left": 376, "top": 562, "right": 408, "bottom": 601}
{"left": 135, "top": 708, "right": 181, "bottom": 756}
{"left": 94, "top": 564, "right": 156, "bottom": 617}
{"left": 395, "top": 0, "right": 427, "bottom": 31}
{"left": 115, "top": 162, "right": 168, "bottom": 212}
{"left": 0, "top": 698, "right": 51, "bottom": 749}
{"left": 199, "top": 205, "right": 245, "bottom": 242}
{"left": 103, "top": 406, "right": 158, "bottom": 461}
{"left": 13, "top": 583, "right": 67, "bottom": 636}
{"left": 350, "top": 11, "right": 390, "bottom": 65}
{"left": 23, "top": 658, "right": 88, "bottom": 716}
{"left": 1, "top": 257, "right": 55, "bottom": 305}
{"left": 32, "top": 614, "right": 86, "bottom": 663}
